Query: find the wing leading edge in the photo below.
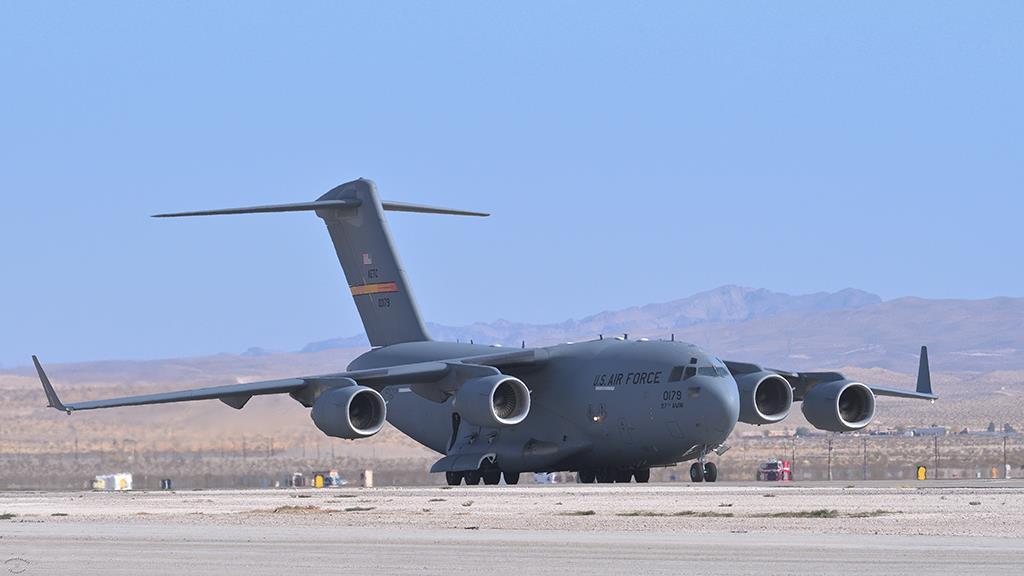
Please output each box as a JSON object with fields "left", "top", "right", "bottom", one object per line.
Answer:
{"left": 726, "top": 346, "right": 937, "bottom": 402}
{"left": 32, "top": 348, "right": 547, "bottom": 414}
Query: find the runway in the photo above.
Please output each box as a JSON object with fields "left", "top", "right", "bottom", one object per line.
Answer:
{"left": 3, "top": 481, "right": 1023, "bottom": 575}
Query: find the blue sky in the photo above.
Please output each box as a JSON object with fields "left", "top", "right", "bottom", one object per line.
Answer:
{"left": 1, "top": 2, "right": 1021, "bottom": 366}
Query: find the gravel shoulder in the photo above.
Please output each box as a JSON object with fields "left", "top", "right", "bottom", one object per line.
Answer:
{"left": 2, "top": 480, "right": 1022, "bottom": 538}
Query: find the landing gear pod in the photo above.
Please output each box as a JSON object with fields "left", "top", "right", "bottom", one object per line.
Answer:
{"left": 454, "top": 375, "right": 531, "bottom": 428}
{"left": 311, "top": 385, "right": 387, "bottom": 439}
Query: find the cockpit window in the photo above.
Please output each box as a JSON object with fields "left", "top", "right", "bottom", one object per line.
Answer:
{"left": 683, "top": 366, "right": 697, "bottom": 380}
{"left": 669, "top": 366, "right": 685, "bottom": 382}
{"left": 694, "top": 364, "right": 731, "bottom": 378}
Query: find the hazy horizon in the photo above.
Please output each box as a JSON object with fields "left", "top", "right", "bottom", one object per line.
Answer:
{"left": 4, "top": 284, "right": 1022, "bottom": 370}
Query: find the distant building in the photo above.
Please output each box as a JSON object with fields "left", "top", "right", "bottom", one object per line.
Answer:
{"left": 909, "top": 426, "right": 947, "bottom": 437}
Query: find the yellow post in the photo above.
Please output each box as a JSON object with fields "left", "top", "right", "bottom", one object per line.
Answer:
{"left": 917, "top": 466, "right": 927, "bottom": 481}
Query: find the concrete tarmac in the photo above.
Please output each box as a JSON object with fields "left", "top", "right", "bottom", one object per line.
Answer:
{"left": 2, "top": 481, "right": 1023, "bottom": 575}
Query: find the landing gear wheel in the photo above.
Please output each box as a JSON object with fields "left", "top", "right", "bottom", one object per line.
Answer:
{"left": 703, "top": 462, "right": 718, "bottom": 483}
{"left": 482, "top": 469, "right": 501, "bottom": 485}
{"left": 633, "top": 468, "right": 651, "bottom": 483}
{"left": 578, "top": 470, "right": 596, "bottom": 484}
{"left": 502, "top": 472, "right": 520, "bottom": 485}
{"left": 596, "top": 469, "right": 615, "bottom": 483}
{"left": 614, "top": 470, "right": 633, "bottom": 483}
{"left": 445, "top": 471, "right": 463, "bottom": 486}
{"left": 464, "top": 470, "right": 482, "bottom": 485}
{"left": 689, "top": 462, "right": 704, "bottom": 483}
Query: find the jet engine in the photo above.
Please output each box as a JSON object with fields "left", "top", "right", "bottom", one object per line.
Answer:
{"left": 454, "top": 374, "right": 531, "bottom": 428}
{"left": 735, "top": 371, "right": 793, "bottom": 425}
{"left": 801, "top": 380, "right": 875, "bottom": 432}
{"left": 310, "top": 385, "right": 387, "bottom": 439}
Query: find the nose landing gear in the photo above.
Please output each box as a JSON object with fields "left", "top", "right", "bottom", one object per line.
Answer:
{"left": 689, "top": 462, "right": 704, "bottom": 482}
{"left": 703, "top": 461, "right": 718, "bottom": 482}
{"left": 690, "top": 448, "right": 719, "bottom": 482}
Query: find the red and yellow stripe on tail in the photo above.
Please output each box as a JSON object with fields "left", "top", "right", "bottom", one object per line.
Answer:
{"left": 350, "top": 282, "right": 399, "bottom": 296}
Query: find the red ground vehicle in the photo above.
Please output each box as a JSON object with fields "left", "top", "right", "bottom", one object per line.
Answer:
{"left": 756, "top": 459, "right": 792, "bottom": 481}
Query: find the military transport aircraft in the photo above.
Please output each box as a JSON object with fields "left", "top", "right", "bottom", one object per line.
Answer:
{"left": 33, "top": 178, "right": 937, "bottom": 484}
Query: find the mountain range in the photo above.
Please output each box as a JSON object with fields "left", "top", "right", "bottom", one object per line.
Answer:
{"left": 302, "top": 285, "right": 1024, "bottom": 372}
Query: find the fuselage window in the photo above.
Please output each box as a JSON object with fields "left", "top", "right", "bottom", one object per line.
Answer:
{"left": 669, "top": 366, "right": 685, "bottom": 382}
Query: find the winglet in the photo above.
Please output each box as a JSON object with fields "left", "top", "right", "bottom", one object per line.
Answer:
{"left": 32, "top": 356, "right": 70, "bottom": 414}
{"left": 916, "top": 346, "right": 932, "bottom": 396}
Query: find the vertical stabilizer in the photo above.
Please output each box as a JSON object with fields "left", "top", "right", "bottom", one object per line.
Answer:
{"left": 316, "top": 179, "right": 429, "bottom": 347}
{"left": 152, "top": 177, "right": 487, "bottom": 348}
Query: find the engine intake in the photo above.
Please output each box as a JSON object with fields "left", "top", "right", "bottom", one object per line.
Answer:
{"left": 736, "top": 371, "right": 793, "bottom": 425}
{"left": 454, "top": 374, "right": 531, "bottom": 428}
{"left": 310, "top": 385, "right": 387, "bottom": 439}
{"left": 801, "top": 380, "right": 875, "bottom": 432}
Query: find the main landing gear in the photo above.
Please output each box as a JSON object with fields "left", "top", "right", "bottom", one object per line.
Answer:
{"left": 445, "top": 466, "right": 521, "bottom": 486}
{"left": 688, "top": 444, "right": 720, "bottom": 483}
{"left": 576, "top": 468, "right": 650, "bottom": 484}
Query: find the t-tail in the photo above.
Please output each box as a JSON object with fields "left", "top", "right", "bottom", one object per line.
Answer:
{"left": 153, "top": 178, "right": 488, "bottom": 347}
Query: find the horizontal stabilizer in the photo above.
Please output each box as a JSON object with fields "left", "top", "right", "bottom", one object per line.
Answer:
{"left": 381, "top": 201, "right": 489, "bottom": 217}
{"left": 152, "top": 199, "right": 360, "bottom": 218}
{"left": 153, "top": 199, "right": 487, "bottom": 219}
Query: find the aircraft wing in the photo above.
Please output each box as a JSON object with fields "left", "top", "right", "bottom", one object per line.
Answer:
{"left": 32, "top": 348, "right": 548, "bottom": 414}
{"left": 725, "top": 346, "right": 937, "bottom": 402}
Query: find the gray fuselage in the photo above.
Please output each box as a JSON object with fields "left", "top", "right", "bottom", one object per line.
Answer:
{"left": 348, "top": 338, "right": 741, "bottom": 473}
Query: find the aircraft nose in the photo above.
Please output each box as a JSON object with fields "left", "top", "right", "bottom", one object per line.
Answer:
{"left": 700, "top": 376, "right": 740, "bottom": 441}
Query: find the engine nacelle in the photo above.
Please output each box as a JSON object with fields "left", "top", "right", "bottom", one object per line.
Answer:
{"left": 801, "top": 380, "right": 875, "bottom": 432}
{"left": 736, "top": 371, "right": 793, "bottom": 425}
{"left": 454, "top": 374, "right": 531, "bottom": 428}
{"left": 310, "top": 385, "right": 387, "bottom": 439}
